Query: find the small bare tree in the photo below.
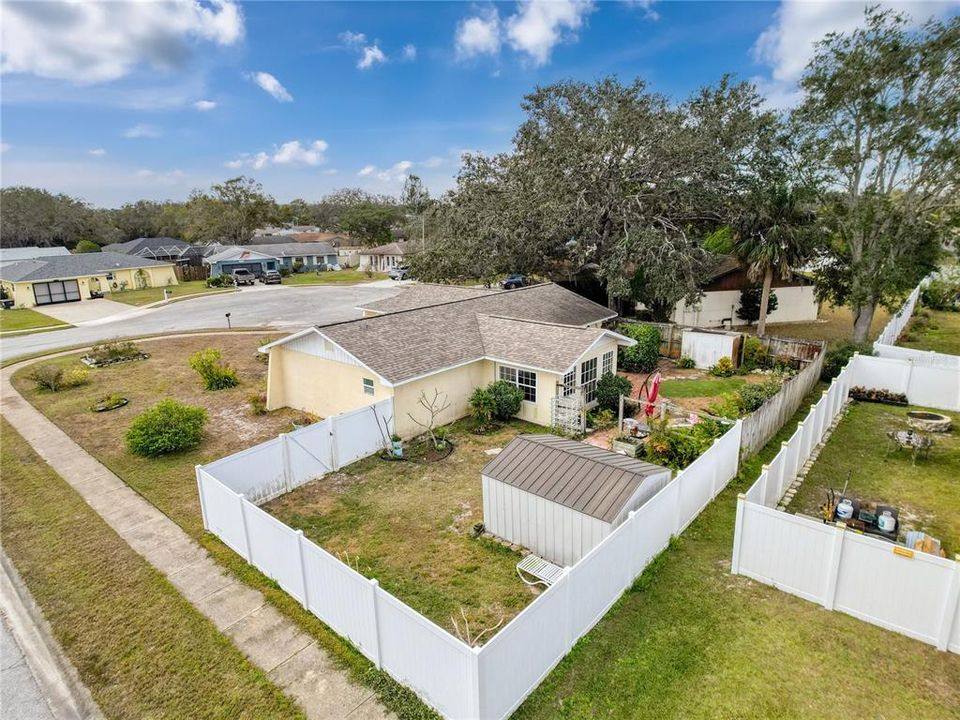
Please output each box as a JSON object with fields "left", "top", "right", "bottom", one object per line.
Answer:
{"left": 450, "top": 607, "right": 505, "bottom": 647}
{"left": 406, "top": 389, "right": 451, "bottom": 449}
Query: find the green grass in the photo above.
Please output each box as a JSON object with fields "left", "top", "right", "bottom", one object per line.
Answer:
{"left": 515, "top": 384, "right": 960, "bottom": 720}
{"left": 658, "top": 376, "right": 747, "bottom": 399}
{"left": 899, "top": 309, "right": 960, "bottom": 355}
{"left": 0, "top": 418, "right": 305, "bottom": 720}
{"left": 282, "top": 270, "right": 388, "bottom": 285}
{"left": 749, "top": 302, "right": 892, "bottom": 347}
{"left": 264, "top": 420, "right": 542, "bottom": 638}
{"left": 0, "top": 307, "right": 69, "bottom": 333}
{"left": 791, "top": 402, "right": 960, "bottom": 554}
{"left": 109, "top": 280, "right": 228, "bottom": 306}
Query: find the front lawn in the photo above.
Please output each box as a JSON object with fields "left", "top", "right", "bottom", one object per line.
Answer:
{"left": 0, "top": 418, "right": 305, "bottom": 720}
{"left": 282, "top": 270, "right": 388, "bottom": 285}
{"left": 264, "top": 420, "right": 542, "bottom": 639}
{"left": 109, "top": 279, "right": 230, "bottom": 306}
{"left": 790, "top": 401, "right": 960, "bottom": 554}
{"left": 515, "top": 385, "right": 960, "bottom": 719}
{"left": 746, "top": 302, "right": 892, "bottom": 347}
{"left": 0, "top": 307, "right": 69, "bottom": 333}
{"left": 899, "top": 309, "right": 960, "bottom": 355}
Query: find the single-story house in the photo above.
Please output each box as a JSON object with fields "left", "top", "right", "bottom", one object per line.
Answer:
{"left": 204, "top": 242, "right": 339, "bottom": 277}
{"left": 358, "top": 240, "right": 414, "bottom": 272}
{"left": 482, "top": 434, "right": 672, "bottom": 566}
{"left": 102, "top": 237, "right": 205, "bottom": 266}
{"left": 671, "top": 255, "right": 818, "bottom": 328}
{"left": 261, "top": 283, "right": 632, "bottom": 438}
{"left": 358, "top": 283, "right": 501, "bottom": 317}
{"left": 0, "top": 252, "right": 177, "bottom": 307}
{"left": 0, "top": 246, "right": 71, "bottom": 265}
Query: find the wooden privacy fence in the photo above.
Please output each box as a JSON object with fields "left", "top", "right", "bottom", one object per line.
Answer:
{"left": 617, "top": 320, "right": 683, "bottom": 358}
{"left": 174, "top": 264, "right": 210, "bottom": 282}
{"left": 758, "top": 335, "right": 824, "bottom": 363}
{"left": 199, "top": 398, "right": 745, "bottom": 718}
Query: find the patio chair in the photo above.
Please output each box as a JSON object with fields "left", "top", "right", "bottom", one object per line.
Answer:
{"left": 516, "top": 554, "right": 565, "bottom": 587}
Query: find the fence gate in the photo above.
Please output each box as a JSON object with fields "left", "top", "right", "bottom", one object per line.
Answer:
{"left": 552, "top": 392, "right": 585, "bottom": 435}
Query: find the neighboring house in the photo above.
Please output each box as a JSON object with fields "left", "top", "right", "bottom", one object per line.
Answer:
{"left": 0, "top": 246, "right": 71, "bottom": 265}
{"left": 358, "top": 240, "right": 414, "bottom": 272}
{"left": 671, "top": 255, "right": 818, "bottom": 328}
{"left": 482, "top": 434, "right": 671, "bottom": 566}
{"left": 204, "top": 242, "right": 339, "bottom": 277}
{"left": 0, "top": 252, "right": 177, "bottom": 307}
{"left": 102, "top": 237, "right": 205, "bottom": 266}
{"left": 261, "top": 283, "right": 632, "bottom": 438}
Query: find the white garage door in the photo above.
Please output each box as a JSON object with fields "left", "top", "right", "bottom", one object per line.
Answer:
{"left": 33, "top": 280, "right": 81, "bottom": 305}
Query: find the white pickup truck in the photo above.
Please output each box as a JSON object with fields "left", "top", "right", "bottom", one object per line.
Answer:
{"left": 231, "top": 268, "right": 255, "bottom": 286}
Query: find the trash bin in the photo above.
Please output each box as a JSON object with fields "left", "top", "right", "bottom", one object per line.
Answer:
{"left": 163, "top": 289, "right": 172, "bottom": 301}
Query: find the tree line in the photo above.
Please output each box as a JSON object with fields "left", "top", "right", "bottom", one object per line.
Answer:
{"left": 0, "top": 176, "right": 431, "bottom": 250}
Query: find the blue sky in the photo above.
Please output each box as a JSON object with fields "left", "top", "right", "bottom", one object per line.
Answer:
{"left": 1, "top": 1, "right": 956, "bottom": 207}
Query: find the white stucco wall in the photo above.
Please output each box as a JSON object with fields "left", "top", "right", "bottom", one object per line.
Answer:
{"left": 672, "top": 285, "right": 818, "bottom": 328}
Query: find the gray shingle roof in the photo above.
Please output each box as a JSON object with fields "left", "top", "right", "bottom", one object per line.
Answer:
{"left": 359, "top": 283, "right": 501, "bottom": 314}
{"left": 482, "top": 434, "right": 669, "bottom": 523}
{"left": 314, "top": 283, "right": 619, "bottom": 383}
{"left": 477, "top": 315, "right": 608, "bottom": 371}
{"left": 0, "top": 252, "right": 173, "bottom": 282}
{"left": 243, "top": 242, "right": 338, "bottom": 257}
{"left": 360, "top": 240, "right": 414, "bottom": 256}
{"left": 0, "top": 246, "right": 71, "bottom": 263}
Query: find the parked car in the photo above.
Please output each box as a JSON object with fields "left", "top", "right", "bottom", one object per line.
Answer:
{"left": 500, "top": 274, "right": 525, "bottom": 289}
{"left": 388, "top": 265, "right": 411, "bottom": 280}
{"left": 231, "top": 268, "right": 255, "bottom": 286}
{"left": 262, "top": 269, "right": 281, "bottom": 285}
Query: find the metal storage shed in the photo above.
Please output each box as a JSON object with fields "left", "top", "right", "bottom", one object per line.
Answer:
{"left": 481, "top": 434, "right": 672, "bottom": 566}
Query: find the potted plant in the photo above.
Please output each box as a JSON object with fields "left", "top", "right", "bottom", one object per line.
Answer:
{"left": 390, "top": 433, "right": 403, "bottom": 458}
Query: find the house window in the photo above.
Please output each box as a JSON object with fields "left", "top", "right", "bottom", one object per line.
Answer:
{"left": 562, "top": 369, "right": 576, "bottom": 397}
{"left": 602, "top": 350, "right": 614, "bottom": 376}
{"left": 580, "top": 357, "right": 598, "bottom": 403}
{"left": 499, "top": 365, "right": 537, "bottom": 403}
{"left": 362, "top": 378, "right": 375, "bottom": 396}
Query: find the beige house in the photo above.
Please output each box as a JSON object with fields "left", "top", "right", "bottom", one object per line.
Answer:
{"left": 358, "top": 240, "right": 414, "bottom": 272}
{"left": 262, "top": 283, "right": 632, "bottom": 438}
{"left": 0, "top": 252, "right": 178, "bottom": 308}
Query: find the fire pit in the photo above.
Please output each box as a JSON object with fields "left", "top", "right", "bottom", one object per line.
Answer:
{"left": 906, "top": 411, "right": 952, "bottom": 433}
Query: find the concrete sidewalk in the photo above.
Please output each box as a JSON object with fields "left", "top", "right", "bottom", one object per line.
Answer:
{"left": 1, "top": 358, "right": 391, "bottom": 720}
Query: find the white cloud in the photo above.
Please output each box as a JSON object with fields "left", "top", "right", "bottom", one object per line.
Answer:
{"left": 358, "top": 164, "right": 376, "bottom": 176}
{"left": 194, "top": 99, "right": 217, "bottom": 111}
{"left": 339, "top": 30, "right": 367, "bottom": 46}
{"left": 227, "top": 140, "right": 329, "bottom": 170}
{"left": 506, "top": 0, "right": 594, "bottom": 66}
{"left": 322, "top": 168, "right": 338, "bottom": 175}
{"left": 422, "top": 156, "right": 445, "bottom": 168}
{"left": 455, "top": 9, "right": 502, "bottom": 59}
{"left": 1, "top": 0, "right": 243, "bottom": 84}
{"left": 88, "top": 148, "right": 106, "bottom": 157}
{"left": 247, "top": 71, "right": 293, "bottom": 102}
{"left": 402, "top": 44, "right": 417, "bottom": 61}
{"left": 622, "top": 0, "right": 659, "bottom": 21}
{"left": 358, "top": 160, "right": 414, "bottom": 184}
{"left": 358, "top": 45, "right": 387, "bottom": 70}
{"left": 753, "top": 1, "right": 959, "bottom": 107}
{"left": 0, "top": 143, "right": 10, "bottom": 153}
{"left": 124, "top": 123, "right": 162, "bottom": 139}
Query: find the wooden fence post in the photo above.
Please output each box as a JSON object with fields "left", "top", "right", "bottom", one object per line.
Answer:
{"left": 369, "top": 579, "right": 383, "bottom": 669}
{"left": 238, "top": 493, "right": 252, "bottom": 563}
{"left": 822, "top": 522, "right": 846, "bottom": 611}
{"left": 297, "top": 530, "right": 310, "bottom": 610}
{"left": 936, "top": 557, "right": 960, "bottom": 652}
{"left": 730, "top": 495, "right": 746, "bottom": 574}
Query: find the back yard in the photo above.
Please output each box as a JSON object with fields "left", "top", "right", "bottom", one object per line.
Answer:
{"left": 790, "top": 401, "right": 960, "bottom": 555}
{"left": 899, "top": 308, "right": 960, "bottom": 355}
{"left": 747, "top": 302, "right": 891, "bottom": 346}
{"left": 264, "top": 420, "right": 542, "bottom": 639}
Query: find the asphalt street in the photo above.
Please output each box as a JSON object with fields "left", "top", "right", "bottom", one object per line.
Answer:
{"left": 0, "top": 283, "right": 400, "bottom": 362}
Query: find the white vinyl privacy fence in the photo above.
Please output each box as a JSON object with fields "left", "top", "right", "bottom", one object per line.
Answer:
{"left": 732, "top": 351, "right": 960, "bottom": 653}
{"left": 875, "top": 284, "right": 921, "bottom": 347}
{"left": 198, "top": 398, "right": 744, "bottom": 718}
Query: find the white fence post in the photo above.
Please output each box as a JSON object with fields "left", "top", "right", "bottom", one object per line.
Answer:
{"left": 758, "top": 466, "right": 769, "bottom": 507}
{"left": 297, "top": 530, "right": 310, "bottom": 610}
{"left": 280, "top": 433, "right": 292, "bottom": 493}
{"left": 469, "top": 646, "right": 482, "bottom": 719}
{"left": 238, "top": 493, "right": 252, "bottom": 562}
{"left": 563, "top": 567, "right": 574, "bottom": 651}
{"left": 329, "top": 418, "right": 340, "bottom": 471}
{"left": 710, "top": 440, "right": 721, "bottom": 497}
{"left": 731, "top": 495, "right": 746, "bottom": 574}
{"left": 369, "top": 578, "right": 382, "bottom": 669}
{"left": 936, "top": 557, "right": 960, "bottom": 652}
{"left": 195, "top": 465, "right": 208, "bottom": 530}
{"left": 822, "top": 522, "right": 846, "bottom": 611}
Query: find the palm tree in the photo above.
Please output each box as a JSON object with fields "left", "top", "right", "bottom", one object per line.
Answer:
{"left": 733, "top": 184, "right": 818, "bottom": 336}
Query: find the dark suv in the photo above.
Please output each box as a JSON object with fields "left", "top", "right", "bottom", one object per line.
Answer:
{"left": 262, "top": 269, "right": 282, "bottom": 285}
{"left": 500, "top": 274, "right": 525, "bottom": 289}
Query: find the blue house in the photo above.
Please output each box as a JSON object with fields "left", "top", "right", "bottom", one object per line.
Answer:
{"left": 204, "top": 242, "right": 339, "bottom": 278}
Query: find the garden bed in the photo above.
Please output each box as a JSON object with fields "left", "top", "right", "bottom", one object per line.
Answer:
{"left": 262, "top": 419, "right": 543, "bottom": 639}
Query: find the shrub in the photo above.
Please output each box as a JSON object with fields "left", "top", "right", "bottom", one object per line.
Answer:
{"left": 88, "top": 339, "right": 142, "bottom": 363}
{"left": 28, "top": 363, "right": 88, "bottom": 391}
{"left": 468, "top": 386, "right": 496, "bottom": 426}
{"left": 74, "top": 239, "right": 101, "bottom": 253}
{"left": 595, "top": 372, "right": 632, "bottom": 412}
{"left": 255, "top": 337, "right": 272, "bottom": 364}
{"left": 248, "top": 391, "right": 267, "bottom": 415}
{"left": 644, "top": 418, "right": 727, "bottom": 470}
{"left": 488, "top": 380, "right": 523, "bottom": 421}
{"left": 279, "top": 267, "right": 292, "bottom": 278}
{"left": 736, "top": 379, "right": 782, "bottom": 413}
{"left": 736, "top": 286, "right": 779, "bottom": 324}
{"left": 921, "top": 277, "right": 960, "bottom": 311}
{"left": 292, "top": 260, "right": 305, "bottom": 273}
{"left": 92, "top": 393, "right": 126, "bottom": 411}
{"left": 587, "top": 408, "right": 616, "bottom": 430}
{"left": 821, "top": 341, "right": 873, "bottom": 381}
{"left": 126, "top": 400, "right": 206, "bottom": 456}
{"left": 205, "top": 274, "right": 233, "bottom": 288}
{"left": 188, "top": 348, "right": 239, "bottom": 390}
{"left": 617, "top": 324, "right": 661, "bottom": 373}
{"left": 677, "top": 356, "right": 695, "bottom": 369}
{"left": 740, "top": 336, "right": 770, "bottom": 371}
{"left": 708, "top": 357, "right": 734, "bottom": 377}
{"left": 707, "top": 394, "right": 741, "bottom": 420}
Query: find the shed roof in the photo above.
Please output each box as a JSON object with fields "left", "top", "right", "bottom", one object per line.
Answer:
{"left": 0, "top": 252, "right": 173, "bottom": 282}
{"left": 482, "top": 434, "right": 669, "bottom": 523}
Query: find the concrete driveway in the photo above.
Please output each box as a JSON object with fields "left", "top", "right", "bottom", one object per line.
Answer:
{"left": 37, "top": 299, "right": 136, "bottom": 325}
{"left": 0, "top": 284, "right": 400, "bottom": 362}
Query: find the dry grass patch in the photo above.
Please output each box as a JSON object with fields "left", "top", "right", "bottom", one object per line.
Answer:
{"left": 264, "top": 420, "right": 543, "bottom": 641}
{"left": 11, "top": 334, "right": 294, "bottom": 536}
{"left": 900, "top": 309, "right": 960, "bottom": 355}
{"left": 744, "top": 302, "right": 891, "bottom": 346}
